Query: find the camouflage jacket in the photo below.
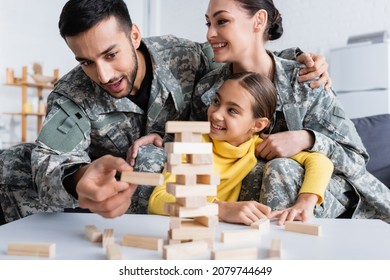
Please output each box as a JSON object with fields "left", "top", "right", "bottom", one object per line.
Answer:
{"left": 31, "top": 35, "right": 214, "bottom": 208}
{"left": 191, "top": 52, "right": 390, "bottom": 221}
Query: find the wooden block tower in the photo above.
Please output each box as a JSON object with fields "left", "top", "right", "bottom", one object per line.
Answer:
{"left": 163, "top": 121, "right": 220, "bottom": 259}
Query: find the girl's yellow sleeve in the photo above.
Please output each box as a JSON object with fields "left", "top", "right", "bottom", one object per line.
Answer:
{"left": 290, "top": 151, "right": 334, "bottom": 204}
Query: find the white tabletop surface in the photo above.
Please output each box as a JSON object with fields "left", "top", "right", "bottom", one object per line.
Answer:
{"left": 0, "top": 213, "right": 389, "bottom": 260}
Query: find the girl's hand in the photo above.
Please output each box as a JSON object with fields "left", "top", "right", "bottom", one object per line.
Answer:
{"left": 216, "top": 200, "right": 271, "bottom": 225}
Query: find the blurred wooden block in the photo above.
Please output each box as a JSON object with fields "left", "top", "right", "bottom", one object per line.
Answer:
{"left": 7, "top": 243, "right": 55, "bottom": 258}
{"left": 284, "top": 221, "right": 321, "bottom": 236}
{"left": 121, "top": 171, "right": 164, "bottom": 186}
{"left": 166, "top": 183, "right": 217, "bottom": 197}
{"left": 166, "top": 121, "right": 210, "bottom": 134}
{"left": 176, "top": 196, "right": 207, "bottom": 208}
{"left": 197, "top": 174, "right": 220, "bottom": 185}
{"left": 122, "top": 234, "right": 164, "bottom": 251}
{"left": 106, "top": 243, "right": 122, "bottom": 260}
{"left": 175, "top": 132, "right": 202, "bottom": 143}
{"left": 212, "top": 247, "right": 258, "bottom": 260}
{"left": 169, "top": 227, "right": 215, "bottom": 241}
{"left": 221, "top": 229, "right": 261, "bottom": 243}
{"left": 187, "top": 154, "right": 213, "bottom": 165}
{"left": 169, "top": 216, "right": 218, "bottom": 229}
{"left": 166, "top": 163, "right": 214, "bottom": 175}
{"left": 250, "top": 218, "right": 270, "bottom": 232}
{"left": 163, "top": 241, "right": 209, "bottom": 260}
{"left": 167, "top": 153, "right": 184, "bottom": 165}
{"left": 267, "top": 239, "right": 282, "bottom": 259}
{"left": 85, "top": 225, "right": 102, "bottom": 243}
{"left": 165, "top": 203, "right": 218, "bottom": 218}
{"left": 176, "top": 174, "right": 197, "bottom": 185}
{"left": 102, "top": 228, "right": 115, "bottom": 248}
{"left": 165, "top": 142, "right": 212, "bottom": 155}
{"left": 194, "top": 216, "right": 219, "bottom": 227}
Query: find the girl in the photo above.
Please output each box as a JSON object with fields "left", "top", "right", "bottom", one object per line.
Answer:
{"left": 149, "top": 72, "right": 334, "bottom": 225}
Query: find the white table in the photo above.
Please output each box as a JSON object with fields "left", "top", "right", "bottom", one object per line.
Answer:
{"left": 0, "top": 213, "right": 389, "bottom": 260}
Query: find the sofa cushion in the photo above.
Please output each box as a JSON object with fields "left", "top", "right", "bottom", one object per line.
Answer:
{"left": 352, "top": 114, "right": 390, "bottom": 187}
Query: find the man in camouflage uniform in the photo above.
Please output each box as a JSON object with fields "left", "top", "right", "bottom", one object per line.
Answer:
{"left": 0, "top": 0, "right": 328, "bottom": 224}
{"left": 192, "top": 52, "right": 390, "bottom": 222}
{"left": 0, "top": 0, "right": 216, "bottom": 223}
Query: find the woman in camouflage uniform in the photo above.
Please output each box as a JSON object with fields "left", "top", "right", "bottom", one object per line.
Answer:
{"left": 191, "top": 0, "right": 390, "bottom": 221}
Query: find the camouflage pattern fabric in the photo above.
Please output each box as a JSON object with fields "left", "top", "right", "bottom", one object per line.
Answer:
{"left": 191, "top": 52, "right": 390, "bottom": 222}
{"left": 0, "top": 35, "right": 213, "bottom": 223}
{"left": 128, "top": 144, "right": 166, "bottom": 214}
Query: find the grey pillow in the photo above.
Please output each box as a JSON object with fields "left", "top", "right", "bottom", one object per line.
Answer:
{"left": 352, "top": 114, "right": 390, "bottom": 188}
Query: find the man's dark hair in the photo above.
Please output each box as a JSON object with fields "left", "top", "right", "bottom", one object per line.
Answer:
{"left": 58, "top": 0, "right": 132, "bottom": 39}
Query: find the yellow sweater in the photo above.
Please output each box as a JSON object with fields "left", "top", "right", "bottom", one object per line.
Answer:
{"left": 148, "top": 134, "right": 333, "bottom": 215}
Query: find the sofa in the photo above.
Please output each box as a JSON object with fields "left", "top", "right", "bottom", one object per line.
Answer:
{"left": 351, "top": 113, "right": 390, "bottom": 188}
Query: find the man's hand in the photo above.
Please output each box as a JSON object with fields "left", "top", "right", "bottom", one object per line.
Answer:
{"left": 76, "top": 155, "right": 137, "bottom": 218}
{"left": 297, "top": 52, "right": 332, "bottom": 90}
{"left": 126, "top": 133, "right": 163, "bottom": 166}
{"left": 256, "top": 130, "right": 314, "bottom": 160}
{"left": 216, "top": 200, "right": 271, "bottom": 225}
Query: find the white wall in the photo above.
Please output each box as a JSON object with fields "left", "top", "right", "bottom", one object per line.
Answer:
{"left": 0, "top": 0, "right": 147, "bottom": 145}
{"left": 1, "top": 0, "right": 390, "bottom": 145}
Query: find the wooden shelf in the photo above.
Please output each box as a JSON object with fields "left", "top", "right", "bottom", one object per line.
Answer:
{"left": 4, "top": 112, "right": 46, "bottom": 117}
{"left": 4, "top": 82, "right": 54, "bottom": 89}
{"left": 3, "top": 66, "right": 58, "bottom": 143}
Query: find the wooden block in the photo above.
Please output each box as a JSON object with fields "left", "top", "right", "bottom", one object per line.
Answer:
{"left": 102, "top": 228, "right": 115, "bottom": 248}
{"left": 6, "top": 68, "right": 15, "bottom": 84}
{"left": 166, "top": 163, "right": 214, "bottom": 175}
{"left": 122, "top": 234, "right": 164, "bottom": 251}
{"left": 168, "top": 239, "right": 192, "bottom": 245}
{"left": 166, "top": 203, "right": 218, "bottom": 218}
{"left": 212, "top": 247, "right": 258, "bottom": 260}
{"left": 284, "top": 221, "right": 321, "bottom": 236}
{"left": 85, "top": 225, "right": 102, "bottom": 242}
{"left": 167, "top": 153, "right": 184, "bottom": 165}
{"left": 250, "top": 218, "right": 270, "bottom": 231}
{"left": 165, "top": 142, "right": 212, "bottom": 155}
{"left": 197, "top": 174, "right": 220, "bottom": 185}
{"left": 176, "top": 196, "right": 207, "bottom": 208}
{"left": 169, "top": 217, "right": 188, "bottom": 229}
{"left": 175, "top": 132, "right": 202, "bottom": 143}
{"left": 169, "top": 217, "right": 218, "bottom": 229}
{"left": 267, "top": 239, "right": 282, "bottom": 259}
{"left": 166, "top": 183, "right": 217, "bottom": 197}
{"left": 163, "top": 240, "right": 209, "bottom": 260}
{"left": 176, "top": 174, "right": 197, "bottom": 185}
{"left": 194, "top": 216, "right": 219, "bottom": 227}
{"left": 166, "top": 121, "right": 210, "bottom": 134}
{"left": 106, "top": 243, "right": 122, "bottom": 260}
{"left": 187, "top": 154, "right": 213, "bottom": 165}
{"left": 121, "top": 171, "right": 164, "bottom": 186}
{"left": 169, "top": 227, "right": 215, "bottom": 241}
{"left": 7, "top": 243, "right": 56, "bottom": 258}
{"left": 221, "top": 229, "right": 261, "bottom": 243}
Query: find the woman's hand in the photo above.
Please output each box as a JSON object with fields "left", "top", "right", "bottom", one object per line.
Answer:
{"left": 297, "top": 52, "right": 332, "bottom": 90}
{"left": 126, "top": 133, "right": 163, "bottom": 166}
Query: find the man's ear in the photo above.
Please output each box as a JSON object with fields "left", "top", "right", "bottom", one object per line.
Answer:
{"left": 130, "top": 24, "right": 142, "bottom": 49}
{"left": 254, "top": 9, "right": 268, "bottom": 32}
{"left": 253, "top": 117, "right": 269, "bottom": 133}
